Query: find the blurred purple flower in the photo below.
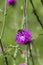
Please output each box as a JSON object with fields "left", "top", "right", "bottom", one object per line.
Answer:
{"left": 19, "top": 63, "right": 26, "bottom": 65}
{"left": 22, "top": 50, "right": 27, "bottom": 54}
{"left": 7, "top": 0, "right": 16, "bottom": 5}
{"left": 15, "top": 29, "right": 32, "bottom": 44}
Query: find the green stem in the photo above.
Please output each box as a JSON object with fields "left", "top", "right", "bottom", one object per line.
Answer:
{"left": 0, "top": 0, "right": 8, "bottom": 65}
{"left": 22, "top": 0, "right": 27, "bottom": 29}
{"left": 27, "top": 45, "right": 29, "bottom": 65}
{"left": 29, "top": 43, "right": 34, "bottom": 65}
{"left": 41, "top": 0, "right": 43, "bottom": 4}
{"left": 30, "top": 0, "right": 43, "bottom": 28}
{"left": 0, "top": 0, "right": 7, "bottom": 39}
{"left": 23, "top": 0, "right": 30, "bottom": 64}
{"left": 0, "top": 39, "right": 8, "bottom": 65}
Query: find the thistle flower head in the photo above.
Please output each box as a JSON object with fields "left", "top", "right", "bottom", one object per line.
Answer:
{"left": 19, "top": 63, "right": 26, "bottom": 65}
{"left": 7, "top": 0, "right": 16, "bottom": 5}
{"left": 15, "top": 29, "right": 32, "bottom": 45}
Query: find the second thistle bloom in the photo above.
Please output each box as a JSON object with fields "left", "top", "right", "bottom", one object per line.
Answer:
{"left": 7, "top": 0, "right": 16, "bottom": 5}
{"left": 19, "top": 63, "right": 26, "bottom": 65}
{"left": 15, "top": 29, "right": 32, "bottom": 44}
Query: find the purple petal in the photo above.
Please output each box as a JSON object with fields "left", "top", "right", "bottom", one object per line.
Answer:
{"left": 15, "top": 29, "right": 32, "bottom": 44}
{"left": 7, "top": 0, "right": 16, "bottom": 5}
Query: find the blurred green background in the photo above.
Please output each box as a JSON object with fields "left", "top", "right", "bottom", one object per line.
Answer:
{"left": 0, "top": 0, "right": 43, "bottom": 65}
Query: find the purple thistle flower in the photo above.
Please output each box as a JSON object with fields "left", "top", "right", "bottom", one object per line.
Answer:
{"left": 19, "top": 63, "right": 26, "bottom": 65}
{"left": 7, "top": 0, "right": 16, "bottom": 5}
{"left": 15, "top": 29, "right": 32, "bottom": 44}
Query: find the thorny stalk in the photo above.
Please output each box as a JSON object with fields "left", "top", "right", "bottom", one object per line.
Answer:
{"left": 41, "top": 0, "right": 43, "bottom": 4}
{"left": 30, "top": 0, "right": 43, "bottom": 28}
{"left": 29, "top": 43, "right": 34, "bottom": 65}
{"left": 0, "top": 0, "right": 8, "bottom": 65}
{"left": 23, "top": 0, "right": 27, "bottom": 29}
{"left": 23, "top": 0, "right": 29, "bottom": 65}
